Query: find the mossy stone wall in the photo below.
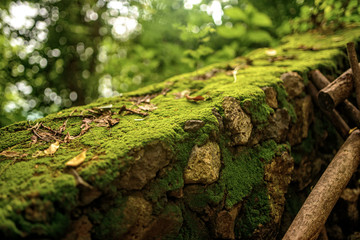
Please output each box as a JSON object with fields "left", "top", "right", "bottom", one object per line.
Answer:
{"left": 1, "top": 27, "right": 360, "bottom": 239}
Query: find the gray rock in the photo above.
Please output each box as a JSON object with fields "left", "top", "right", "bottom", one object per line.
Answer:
{"left": 280, "top": 72, "right": 305, "bottom": 99}
{"left": 222, "top": 97, "right": 252, "bottom": 145}
{"left": 184, "top": 141, "right": 221, "bottom": 184}
{"left": 184, "top": 120, "right": 205, "bottom": 132}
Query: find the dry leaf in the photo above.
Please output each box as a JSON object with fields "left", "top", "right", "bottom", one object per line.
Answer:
{"left": 66, "top": 150, "right": 87, "bottom": 167}
{"left": 131, "top": 95, "right": 151, "bottom": 105}
{"left": 0, "top": 151, "right": 27, "bottom": 158}
{"left": 125, "top": 108, "right": 149, "bottom": 116}
{"left": 185, "top": 95, "right": 205, "bottom": 102}
{"left": 349, "top": 127, "right": 358, "bottom": 135}
{"left": 31, "top": 135, "right": 38, "bottom": 145}
{"left": 44, "top": 141, "right": 60, "bottom": 155}
{"left": 138, "top": 104, "right": 158, "bottom": 111}
{"left": 107, "top": 118, "right": 120, "bottom": 127}
{"left": 174, "top": 90, "right": 190, "bottom": 99}
{"left": 33, "top": 141, "right": 60, "bottom": 157}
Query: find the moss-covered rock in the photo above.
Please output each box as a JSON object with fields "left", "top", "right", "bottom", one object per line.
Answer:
{"left": 1, "top": 26, "right": 360, "bottom": 239}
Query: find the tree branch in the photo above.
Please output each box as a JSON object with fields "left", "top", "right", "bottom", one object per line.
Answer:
{"left": 283, "top": 130, "right": 360, "bottom": 240}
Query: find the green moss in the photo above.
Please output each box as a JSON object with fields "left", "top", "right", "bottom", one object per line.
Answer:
{"left": 274, "top": 84, "right": 297, "bottom": 121}
{"left": 235, "top": 185, "right": 271, "bottom": 238}
{"left": 145, "top": 164, "right": 184, "bottom": 203}
{"left": 222, "top": 140, "right": 280, "bottom": 208}
{"left": 184, "top": 182, "right": 225, "bottom": 212}
{"left": 179, "top": 204, "right": 210, "bottom": 240}
{"left": 1, "top": 27, "right": 360, "bottom": 238}
{"left": 241, "top": 96, "right": 274, "bottom": 124}
{"left": 0, "top": 122, "right": 31, "bottom": 152}
{"left": 94, "top": 195, "right": 127, "bottom": 240}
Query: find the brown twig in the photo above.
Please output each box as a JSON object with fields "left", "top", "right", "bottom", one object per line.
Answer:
{"left": 308, "top": 82, "right": 350, "bottom": 138}
{"left": 41, "top": 123, "right": 65, "bottom": 136}
{"left": 283, "top": 130, "right": 360, "bottom": 240}
{"left": 346, "top": 42, "right": 360, "bottom": 108}
{"left": 123, "top": 106, "right": 148, "bottom": 116}
{"left": 48, "top": 114, "right": 95, "bottom": 120}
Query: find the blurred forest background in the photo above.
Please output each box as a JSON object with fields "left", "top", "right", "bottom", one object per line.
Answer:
{"left": 0, "top": 0, "right": 359, "bottom": 127}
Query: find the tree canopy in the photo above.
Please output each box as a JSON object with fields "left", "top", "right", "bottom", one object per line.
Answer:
{"left": 0, "top": 0, "right": 359, "bottom": 127}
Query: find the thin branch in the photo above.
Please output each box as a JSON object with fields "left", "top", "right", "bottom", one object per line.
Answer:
{"left": 283, "top": 130, "right": 360, "bottom": 240}
{"left": 346, "top": 42, "right": 360, "bottom": 107}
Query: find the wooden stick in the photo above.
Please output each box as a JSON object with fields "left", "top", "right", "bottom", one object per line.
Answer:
{"left": 339, "top": 101, "right": 360, "bottom": 128}
{"left": 346, "top": 42, "right": 360, "bottom": 108}
{"left": 310, "top": 70, "right": 360, "bottom": 127}
{"left": 310, "top": 69, "right": 330, "bottom": 89}
{"left": 308, "top": 82, "right": 350, "bottom": 138}
{"left": 282, "top": 129, "right": 360, "bottom": 240}
{"left": 318, "top": 70, "right": 354, "bottom": 111}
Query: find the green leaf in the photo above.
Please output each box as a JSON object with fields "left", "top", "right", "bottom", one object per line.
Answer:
{"left": 217, "top": 24, "right": 246, "bottom": 39}
{"left": 196, "top": 45, "right": 214, "bottom": 57}
{"left": 224, "top": 7, "right": 247, "bottom": 22}
{"left": 247, "top": 30, "right": 273, "bottom": 44}
{"left": 250, "top": 12, "right": 273, "bottom": 28}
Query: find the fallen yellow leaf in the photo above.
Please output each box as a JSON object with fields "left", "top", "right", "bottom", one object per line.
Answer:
{"left": 66, "top": 150, "right": 87, "bottom": 167}
{"left": 44, "top": 141, "right": 60, "bottom": 155}
{"left": 349, "top": 127, "right": 358, "bottom": 135}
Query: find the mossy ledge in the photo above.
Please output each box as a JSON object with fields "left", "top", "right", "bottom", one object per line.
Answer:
{"left": 1, "top": 27, "right": 360, "bottom": 239}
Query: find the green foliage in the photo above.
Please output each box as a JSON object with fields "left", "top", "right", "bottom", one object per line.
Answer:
{"left": 291, "top": 0, "right": 360, "bottom": 32}
{"left": 218, "top": 3, "right": 274, "bottom": 47}
{"left": 0, "top": 0, "right": 359, "bottom": 126}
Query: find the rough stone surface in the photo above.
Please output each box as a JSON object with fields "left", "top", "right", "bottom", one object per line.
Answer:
{"left": 184, "top": 120, "right": 205, "bottom": 132}
{"left": 265, "top": 108, "right": 291, "bottom": 143}
{"left": 142, "top": 204, "right": 183, "bottom": 239}
{"left": 293, "top": 155, "right": 325, "bottom": 190}
{"left": 257, "top": 151, "right": 294, "bottom": 239}
{"left": 119, "top": 141, "right": 172, "bottom": 190}
{"left": 214, "top": 204, "right": 241, "bottom": 239}
{"left": 63, "top": 216, "right": 93, "bottom": 240}
{"left": 340, "top": 188, "right": 360, "bottom": 224}
{"left": 288, "top": 96, "right": 313, "bottom": 145}
{"left": 223, "top": 97, "right": 252, "bottom": 145}
{"left": 122, "top": 196, "right": 153, "bottom": 240}
{"left": 212, "top": 108, "right": 224, "bottom": 131}
{"left": 184, "top": 141, "right": 221, "bottom": 184}
{"left": 281, "top": 72, "right": 305, "bottom": 99}
{"left": 25, "top": 199, "right": 54, "bottom": 223}
{"left": 263, "top": 86, "right": 278, "bottom": 109}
